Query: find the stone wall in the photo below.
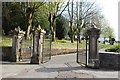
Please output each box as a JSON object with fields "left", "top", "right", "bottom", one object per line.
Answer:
{"left": 2, "top": 47, "right": 12, "bottom": 61}
{"left": 99, "top": 52, "right": 120, "bottom": 70}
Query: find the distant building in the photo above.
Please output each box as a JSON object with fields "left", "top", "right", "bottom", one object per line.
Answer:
{"left": 98, "top": 37, "right": 109, "bottom": 42}
{"left": 98, "top": 38, "right": 104, "bottom": 41}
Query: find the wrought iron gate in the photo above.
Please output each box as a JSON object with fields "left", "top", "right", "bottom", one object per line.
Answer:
{"left": 19, "top": 34, "right": 33, "bottom": 62}
{"left": 77, "top": 35, "right": 89, "bottom": 66}
{"left": 42, "top": 32, "right": 52, "bottom": 63}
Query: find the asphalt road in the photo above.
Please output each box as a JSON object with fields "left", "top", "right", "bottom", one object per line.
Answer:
{"left": 1, "top": 53, "right": 119, "bottom": 78}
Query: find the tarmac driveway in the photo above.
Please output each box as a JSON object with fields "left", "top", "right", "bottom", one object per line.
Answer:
{"left": 1, "top": 53, "right": 119, "bottom": 78}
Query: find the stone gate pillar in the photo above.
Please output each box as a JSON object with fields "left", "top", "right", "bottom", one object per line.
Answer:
{"left": 87, "top": 27, "right": 100, "bottom": 68}
{"left": 38, "top": 29, "right": 46, "bottom": 63}
{"left": 30, "top": 30, "right": 39, "bottom": 63}
{"left": 31, "top": 29, "right": 46, "bottom": 64}
{"left": 11, "top": 27, "right": 25, "bottom": 62}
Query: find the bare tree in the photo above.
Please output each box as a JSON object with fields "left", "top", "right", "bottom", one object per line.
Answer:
{"left": 48, "top": 2, "right": 69, "bottom": 41}
{"left": 68, "top": 0, "right": 75, "bottom": 43}
{"left": 68, "top": 1, "right": 102, "bottom": 43}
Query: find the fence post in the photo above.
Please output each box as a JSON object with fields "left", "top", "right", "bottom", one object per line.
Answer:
{"left": 11, "top": 27, "right": 25, "bottom": 62}
{"left": 31, "top": 29, "right": 46, "bottom": 64}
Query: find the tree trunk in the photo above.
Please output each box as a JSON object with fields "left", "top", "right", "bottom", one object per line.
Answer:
{"left": 69, "top": 1, "right": 74, "bottom": 43}
{"left": 52, "top": 29, "right": 56, "bottom": 41}
{"left": 78, "top": 29, "right": 81, "bottom": 43}
{"left": 103, "top": 37, "right": 105, "bottom": 44}
{"left": 49, "top": 13, "right": 56, "bottom": 42}
{"left": 48, "top": 2, "right": 68, "bottom": 42}
{"left": 69, "top": 22, "right": 74, "bottom": 43}
{"left": 52, "top": 15, "right": 57, "bottom": 41}
{"left": 25, "top": 11, "right": 33, "bottom": 39}
{"left": 51, "top": 20, "right": 56, "bottom": 41}
{"left": 50, "top": 22, "right": 56, "bottom": 42}
{"left": 79, "top": 36, "right": 81, "bottom": 43}
{"left": 69, "top": 33, "right": 74, "bottom": 43}
{"left": 26, "top": 25, "right": 31, "bottom": 39}
{"left": 70, "top": 26, "right": 74, "bottom": 43}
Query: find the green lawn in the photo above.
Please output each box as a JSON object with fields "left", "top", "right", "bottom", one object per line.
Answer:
{"left": 52, "top": 40, "right": 85, "bottom": 48}
{"left": 1, "top": 35, "right": 114, "bottom": 49}
{"left": 1, "top": 36, "right": 12, "bottom": 47}
{"left": 98, "top": 44, "right": 110, "bottom": 49}
{"left": 1, "top": 36, "right": 86, "bottom": 49}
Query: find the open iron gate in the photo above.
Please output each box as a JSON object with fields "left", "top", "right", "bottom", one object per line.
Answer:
{"left": 77, "top": 35, "right": 89, "bottom": 66}
{"left": 19, "top": 34, "right": 33, "bottom": 62}
{"left": 42, "top": 32, "right": 52, "bottom": 63}
{"left": 19, "top": 32, "right": 52, "bottom": 63}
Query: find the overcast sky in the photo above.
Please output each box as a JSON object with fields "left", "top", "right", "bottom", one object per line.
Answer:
{"left": 66, "top": 0, "right": 119, "bottom": 40}
{"left": 96, "top": 0, "right": 119, "bottom": 40}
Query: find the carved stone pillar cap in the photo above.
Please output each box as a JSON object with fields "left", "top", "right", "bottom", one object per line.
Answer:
{"left": 18, "top": 31, "right": 25, "bottom": 34}
{"left": 40, "top": 29, "right": 46, "bottom": 34}
{"left": 14, "top": 27, "right": 25, "bottom": 35}
{"left": 34, "top": 30, "right": 40, "bottom": 35}
{"left": 87, "top": 28, "right": 100, "bottom": 36}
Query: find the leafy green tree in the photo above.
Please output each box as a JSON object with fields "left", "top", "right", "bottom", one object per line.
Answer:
{"left": 101, "top": 26, "right": 115, "bottom": 45}
{"left": 101, "top": 26, "right": 115, "bottom": 39}
{"left": 56, "top": 15, "right": 69, "bottom": 40}
{"left": 2, "top": 2, "right": 26, "bottom": 35}
{"left": 2, "top": 2, "right": 47, "bottom": 37}
{"left": 2, "top": 2, "right": 11, "bottom": 35}
{"left": 47, "top": 2, "right": 69, "bottom": 41}
{"left": 19, "top": 2, "right": 45, "bottom": 38}
{"left": 32, "top": 10, "right": 50, "bottom": 30}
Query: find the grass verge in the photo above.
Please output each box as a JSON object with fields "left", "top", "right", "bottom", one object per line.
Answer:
{"left": 1, "top": 36, "right": 12, "bottom": 47}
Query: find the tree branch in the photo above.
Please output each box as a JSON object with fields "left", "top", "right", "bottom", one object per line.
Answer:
{"left": 58, "top": 0, "right": 69, "bottom": 17}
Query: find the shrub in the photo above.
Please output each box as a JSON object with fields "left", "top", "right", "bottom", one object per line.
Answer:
{"left": 105, "top": 44, "right": 120, "bottom": 53}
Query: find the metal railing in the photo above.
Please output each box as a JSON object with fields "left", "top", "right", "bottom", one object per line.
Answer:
{"left": 77, "top": 35, "right": 89, "bottom": 66}
{"left": 19, "top": 34, "right": 33, "bottom": 62}
{"left": 42, "top": 33, "right": 52, "bottom": 63}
